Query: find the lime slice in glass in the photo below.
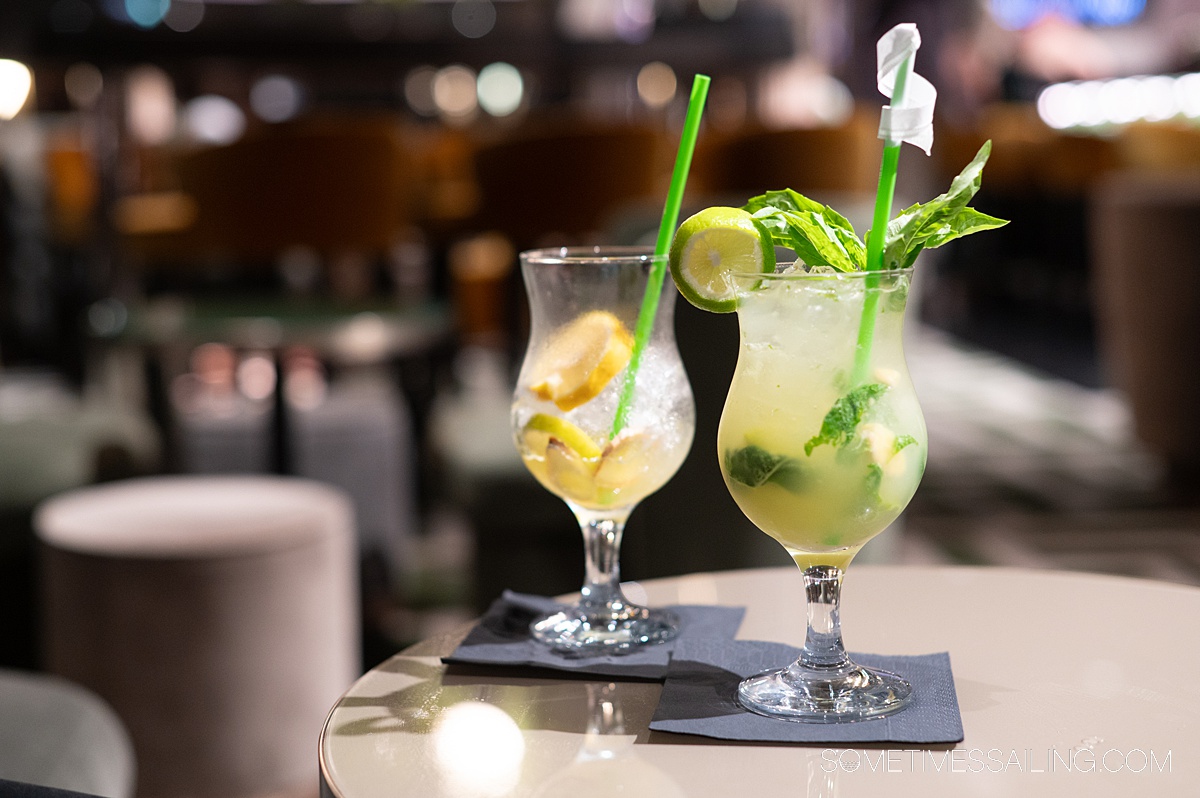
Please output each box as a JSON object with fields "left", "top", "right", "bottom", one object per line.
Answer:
{"left": 669, "top": 206, "right": 775, "bottom": 313}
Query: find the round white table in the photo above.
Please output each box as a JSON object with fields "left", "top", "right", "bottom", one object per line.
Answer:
{"left": 319, "top": 565, "right": 1198, "bottom": 797}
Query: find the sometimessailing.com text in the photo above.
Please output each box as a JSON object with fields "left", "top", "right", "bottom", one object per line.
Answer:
{"left": 820, "top": 747, "right": 1173, "bottom": 776}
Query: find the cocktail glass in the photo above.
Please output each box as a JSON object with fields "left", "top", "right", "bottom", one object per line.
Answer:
{"left": 719, "top": 267, "right": 926, "bottom": 721}
{"left": 512, "top": 246, "right": 695, "bottom": 654}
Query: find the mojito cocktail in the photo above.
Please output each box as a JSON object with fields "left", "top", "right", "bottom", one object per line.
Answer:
{"left": 720, "top": 267, "right": 925, "bottom": 720}
{"left": 719, "top": 269, "right": 926, "bottom": 573}
{"left": 667, "top": 132, "right": 1005, "bottom": 720}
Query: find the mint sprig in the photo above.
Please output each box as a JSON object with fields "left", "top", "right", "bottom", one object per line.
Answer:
{"left": 742, "top": 141, "right": 1007, "bottom": 272}
{"left": 804, "top": 383, "right": 887, "bottom": 456}
{"left": 883, "top": 142, "right": 1007, "bottom": 270}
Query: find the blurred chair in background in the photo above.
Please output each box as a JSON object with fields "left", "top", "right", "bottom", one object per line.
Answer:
{"left": 1090, "top": 168, "right": 1200, "bottom": 502}
{"left": 169, "top": 343, "right": 274, "bottom": 474}
{"left": 447, "top": 232, "right": 515, "bottom": 352}
{"left": 35, "top": 476, "right": 359, "bottom": 798}
{"left": 288, "top": 364, "right": 422, "bottom": 638}
{"left": 470, "top": 117, "right": 668, "bottom": 251}
{"left": 0, "top": 669, "right": 135, "bottom": 798}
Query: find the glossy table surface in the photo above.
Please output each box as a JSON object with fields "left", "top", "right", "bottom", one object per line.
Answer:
{"left": 319, "top": 565, "right": 1198, "bottom": 797}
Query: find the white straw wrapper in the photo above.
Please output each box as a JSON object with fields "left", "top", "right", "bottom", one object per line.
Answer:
{"left": 877, "top": 23, "right": 937, "bottom": 155}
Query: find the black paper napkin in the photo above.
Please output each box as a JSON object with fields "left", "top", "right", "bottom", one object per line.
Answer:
{"left": 650, "top": 638, "right": 963, "bottom": 744}
{"left": 442, "top": 591, "right": 746, "bottom": 680}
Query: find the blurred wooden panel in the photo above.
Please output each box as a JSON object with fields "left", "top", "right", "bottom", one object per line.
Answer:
{"left": 694, "top": 107, "right": 880, "bottom": 198}
{"left": 469, "top": 117, "right": 669, "bottom": 249}
{"left": 121, "top": 116, "right": 415, "bottom": 266}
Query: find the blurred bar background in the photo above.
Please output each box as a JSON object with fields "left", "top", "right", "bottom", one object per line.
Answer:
{"left": 0, "top": 0, "right": 1197, "bottom": 678}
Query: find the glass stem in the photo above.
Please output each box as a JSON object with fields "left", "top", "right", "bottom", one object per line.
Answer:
{"left": 579, "top": 517, "right": 626, "bottom": 610}
{"left": 798, "top": 565, "right": 852, "bottom": 670}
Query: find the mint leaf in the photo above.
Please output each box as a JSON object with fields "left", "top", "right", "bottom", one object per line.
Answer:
{"left": 737, "top": 141, "right": 1006, "bottom": 274}
{"left": 881, "top": 141, "right": 1008, "bottom": 270}
{"left": 769, "top": 459, "right": 806, "bottom": 492}
{"left": 865, "top": 462, "right": 883, "bottom": 497}
{"left": 893, "top": 434, "right": 917, "bottom": 455}
{"left": 724, "top": 445, "right": 806, "bottom": 492}
{"left": 744, "top": 191, "right": 865, "bottom": 272}
{"left": 804, "top": 383, "right": 887, "bottom": 456}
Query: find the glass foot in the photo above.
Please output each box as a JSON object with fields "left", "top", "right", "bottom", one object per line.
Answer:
{"left": 530, "top": 603, "right": 679, "bottom": 656}
{"left": 737, "top": 659, "right": 911, "bottom": 723}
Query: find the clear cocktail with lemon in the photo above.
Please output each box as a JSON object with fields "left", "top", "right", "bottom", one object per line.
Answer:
{"left": 513, "top": 247, "right": 694, "bottom": 653}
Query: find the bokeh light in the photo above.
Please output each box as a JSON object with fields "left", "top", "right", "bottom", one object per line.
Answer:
{"left": 1175, "top": 73, "right": 1200, "bottom": 118}
{"left": 989, "top": 0, "right": 1145, "bottom": 29}
{"left": 236, "top": 353, "right": 276, "bottom": 402}
{"left": 451, "top": 0, "right": 496, "bottom": 39}
{"left": 182, "top": 94, "right": 246, "bottom": 145}
{"left": 164, "top": 0, "right": 205, "bottom": 33}
{"left": 125, "top": 0, "right": 169, "bottom": 29}
{"left": 250, "top": 74, "right": 304, "bottom": 123}
{"left": 64, "top": 62, "right": 103, "bottom": 109}
{"left": 557, "top": 0, "right": 654, "bottom": 43}
{"left": 432, "top": 64, "right": 478, "bottom": 123}
{"left": 403, "top": 65, "right": 438, "bottom": 117}
{"left": 125, "top": 65, "right": 176, "bottom": 145}
{"left": 1037, "top": 72, "right": 1200, "bottom": 130}
{"left": 0, "top": 60, "right": 34, "bottom": 121}
{"left": 476, "top": 62, "right": 523, "bottom": 117}
{"left": 636, "top": 62, "right": 676, "bottom": 109}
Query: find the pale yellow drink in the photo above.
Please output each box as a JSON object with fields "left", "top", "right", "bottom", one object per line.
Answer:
{"left": 717, "top": 268, "right": 926, "bottom": 570}
{"left": 514, "top": 339, "right": 693, "bottom": 518}
{"left": 509, "top": 247, "right": 695, "bottom": 653}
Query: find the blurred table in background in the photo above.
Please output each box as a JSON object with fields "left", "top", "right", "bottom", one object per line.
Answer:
{"left": 96, "top": 296, "right": 454, "bottom": 619}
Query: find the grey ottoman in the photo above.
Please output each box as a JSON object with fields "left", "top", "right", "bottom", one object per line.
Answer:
{"left": 35, "top": 476, "right": 360, "bottom": 798}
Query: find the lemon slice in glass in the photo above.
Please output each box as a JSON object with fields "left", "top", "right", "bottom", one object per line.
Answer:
{"left": 669, "top": 206, "right": 775, "bottom": 313}
{"left": 594, "top": 432, "right": 653, "bottom": 493}
{"left": 521, "top": 413, "right": 603, "bottom": 460}
{"left": 544, "top": 439, "right": 600, "bottom": 505}
{"left": 529, "top": 310, "right": 633, "bottom": 411}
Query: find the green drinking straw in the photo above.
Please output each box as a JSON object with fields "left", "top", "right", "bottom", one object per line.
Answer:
{"left": 851, "top": 51, "right": 914, "bottom": 387}
{"left": 611, "top": 73, "right": 711, "bottom": 439}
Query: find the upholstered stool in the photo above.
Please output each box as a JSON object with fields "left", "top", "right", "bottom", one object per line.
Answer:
{"left": 35, "top": 476, "right": 360, "bottom": 798}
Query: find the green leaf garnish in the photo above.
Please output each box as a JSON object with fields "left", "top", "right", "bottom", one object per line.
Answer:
{"left": 881, "top": 142, "right": 1008, "bottom": 270}
{"left": 741, "top": 142, "right": 1007, "bottom": 272}
{"left": 865, "top": 462, "right": 883, "bottom": 497}
{"left": 804, "top": 383, "right": 887, "bottom": 456}
{"left": 745, "top": 190, "right": 864, "bottom": 272}
{"left": 724, "top": 444, "right": 806, "bottom": 492}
